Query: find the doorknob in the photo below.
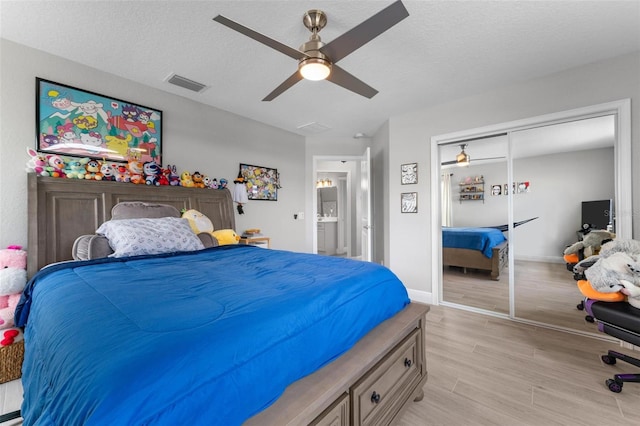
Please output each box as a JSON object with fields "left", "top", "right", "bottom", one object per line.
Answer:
{"left": 363, "top": 225, "right": 373, "bottom": 229}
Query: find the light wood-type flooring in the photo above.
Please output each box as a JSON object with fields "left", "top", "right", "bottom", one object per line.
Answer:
{"left": 443, "top": 260, "right": 599, "bottom": 333}
{"left": 397, "top": 304, "right": 640, "bottom": 425}
{"left": 3, "top": 305, "right": 639, "bottom": 425}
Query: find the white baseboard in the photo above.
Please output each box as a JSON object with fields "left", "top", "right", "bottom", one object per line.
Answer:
{"left": 407, "top": 288, "right": 432, "bottom": 305}
{"left": 515, "top": 255, "right": 565, "bottom": 264}
{"left": 620, "top": 341, "right": 640, "bottom": 351}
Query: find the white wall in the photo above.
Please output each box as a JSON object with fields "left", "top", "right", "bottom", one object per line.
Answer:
{"left": 386, "top": 52, "right": 640, "bottom": 301}
{"left": 513, "top": 148, "right": 614, "bottom": 261}
{"left": 450, "top": 163, "right": 508, "bottom": 228}
{"left": 0, "top": 39, "right": 306, "bottom": 252}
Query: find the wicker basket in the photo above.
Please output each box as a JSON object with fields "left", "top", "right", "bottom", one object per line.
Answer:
{"left": 0, "top": 340, "right": 24, "bottom": 384}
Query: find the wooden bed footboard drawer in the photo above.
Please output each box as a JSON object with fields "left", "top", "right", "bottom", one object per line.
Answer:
{"left": 351, "top": 328, "right": 422, "bottom": 425}
{"left": 244, "top": 304, "right": 429, "bottom": 426}
{"left": 310, "top": 392, "right": 349, "bottom": 426}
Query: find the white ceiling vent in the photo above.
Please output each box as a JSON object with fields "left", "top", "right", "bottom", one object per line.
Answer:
{"left": 166, "top": 74, "right": 208, "bottom": 93}
{"left": 297, "top": 122, "right": 331, "bottom": 134}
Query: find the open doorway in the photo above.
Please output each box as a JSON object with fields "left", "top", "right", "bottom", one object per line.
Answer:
{"left": 313, "top": 149, "right": 372, "bottom": 261}
{"left": 315, "top": 161, "right": 353, "bottom": 257}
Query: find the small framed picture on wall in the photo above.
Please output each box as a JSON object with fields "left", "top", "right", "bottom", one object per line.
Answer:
{"left": 401, "top": 192, "right": 418, "bottom": 213}
{"left": 401, "top": 163, "right": 418, "bottom": 185}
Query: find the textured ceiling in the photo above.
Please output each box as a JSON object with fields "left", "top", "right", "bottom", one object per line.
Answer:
{"left": 1, "top": 1, "right": 639, "bottom": 139}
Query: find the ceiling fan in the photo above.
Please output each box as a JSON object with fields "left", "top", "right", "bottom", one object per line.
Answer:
{"left": 213, "top": 1, "right": 409, "bottom": 101}
{"left": 441, "top": 143, "right": 505, "bottom": 166}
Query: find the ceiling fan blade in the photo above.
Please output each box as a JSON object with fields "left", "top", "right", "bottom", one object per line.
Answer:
{"left": 475, "top": 156, "right": 506, "bottom": 161}
{"left": 320, "top": 0, "right": 409, "bottom": 63}
{"left": 440, "top": 156, "right": 506, "bottom": 165}
{"left": 326, "top": 64, "right": 378, "bottom": 99}
{"left": 213, "top": 15, "right": 307, "bottom": 61}
{"left": 262, "top": 71, "right": 303, "bottom": 101}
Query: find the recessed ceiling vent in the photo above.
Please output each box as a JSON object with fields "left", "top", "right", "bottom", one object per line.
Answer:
{"left": 166, "top": 73, "right": 208, "bottom": 93}
{"left": 297, "top": 122, "right": 331, "bottom": 134}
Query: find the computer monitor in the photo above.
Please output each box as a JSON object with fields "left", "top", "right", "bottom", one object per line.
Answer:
{"left": 581, "top": 199, "right": 614, "bottom": 231}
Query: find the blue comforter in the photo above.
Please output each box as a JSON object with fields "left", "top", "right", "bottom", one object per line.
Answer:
{"left": 16, "top": 245, "right": 409, "bottom": 425}
{"left": 442, "top": 227, "right": 507, "bottom": 258}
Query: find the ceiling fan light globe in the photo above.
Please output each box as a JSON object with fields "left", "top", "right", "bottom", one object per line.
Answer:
{"left": 299, "top": 58, "right": 331, "bottom": 81}
{"left": 456, "top": 154, "right": 470, "bottom": 166}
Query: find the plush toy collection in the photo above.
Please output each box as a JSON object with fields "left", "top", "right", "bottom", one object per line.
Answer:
{"left": 575, "top": 239, "right": 640, "bottom": 309}
{"left": 0, "top": 246, "right": 27, "bottom": 346}
{"left": 26, "top": 148, "right": 229, "bottom": 191}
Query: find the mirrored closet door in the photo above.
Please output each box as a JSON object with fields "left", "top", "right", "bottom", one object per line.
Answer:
{"left": 511, "top": 116, "right": 616, "bottom": 332}
{"left": 434, "top": 99, "right": 631, "bottom": 334}
{"left": 440, "top": 136, "right": 509, "bottom": 314}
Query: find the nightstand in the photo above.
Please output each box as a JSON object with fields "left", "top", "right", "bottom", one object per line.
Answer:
{"left": 239, "top": 236, "right": 270, "bottom": 248}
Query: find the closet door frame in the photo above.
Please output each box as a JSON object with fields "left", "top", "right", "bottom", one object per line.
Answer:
{"left": 430, "top": 99, "right": 632, "bottom": 324}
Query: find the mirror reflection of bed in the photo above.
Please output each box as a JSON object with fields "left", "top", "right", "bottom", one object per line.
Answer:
{"left": 440, "top": 113, "right": 617, "bottom": 333}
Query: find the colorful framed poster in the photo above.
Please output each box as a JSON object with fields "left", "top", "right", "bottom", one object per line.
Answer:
{"left": 239, "top": 163, "right": 279, "bottom": 201}
{"left": 36, "top": 78, "right": 162, "bottom": 163}
{"left": 401, "top": 192, "right": 418, "bottom": 213}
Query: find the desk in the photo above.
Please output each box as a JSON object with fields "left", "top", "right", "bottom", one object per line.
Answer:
{"left": 239, "top": 236, "right": 270, "bottom": 248}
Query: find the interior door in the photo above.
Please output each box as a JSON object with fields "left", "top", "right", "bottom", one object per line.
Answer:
{"left": 511, "top": 116, "right": 616, "bottom": 332}
{"left": 439, "top": 137, "right": 509, "bottom": 314}
{"left": 360, "top": 147, "right": 372, "bottom": 262}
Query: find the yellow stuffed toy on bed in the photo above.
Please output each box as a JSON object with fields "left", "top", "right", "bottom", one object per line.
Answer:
{"left": 212, "top": 229, "right": 240, "bottom": 246}
{"left": 181, "top": 209, "right": 239, "bottom": 246}
{"left": 181, "top": 209, "right": 215, "bottom": 237}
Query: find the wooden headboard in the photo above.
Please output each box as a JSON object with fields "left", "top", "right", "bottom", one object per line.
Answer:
{"left": 27, "top": 174, "right": 235, "bottom": 277}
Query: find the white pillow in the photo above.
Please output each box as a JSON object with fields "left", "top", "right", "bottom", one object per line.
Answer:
{"left": 96, "top": 217, "right": 205, "bottom": 258}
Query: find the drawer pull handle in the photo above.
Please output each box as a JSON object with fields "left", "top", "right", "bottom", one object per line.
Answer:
{"left": 371, "top": 391, "right": 381, "bottom": 404}
{"left": 404, "top": 358, "right": 412, "bottom": 368}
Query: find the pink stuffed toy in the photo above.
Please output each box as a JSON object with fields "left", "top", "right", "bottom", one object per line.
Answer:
{"left": 0, "top": 294, "right": 21, "bottom": 330}
{"left": 0, "top": 245, "right": 27, "bottom": 330}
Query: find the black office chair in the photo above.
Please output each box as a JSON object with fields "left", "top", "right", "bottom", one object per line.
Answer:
{"left": 584, "top": 299, "right": 640, "bottom": 393}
